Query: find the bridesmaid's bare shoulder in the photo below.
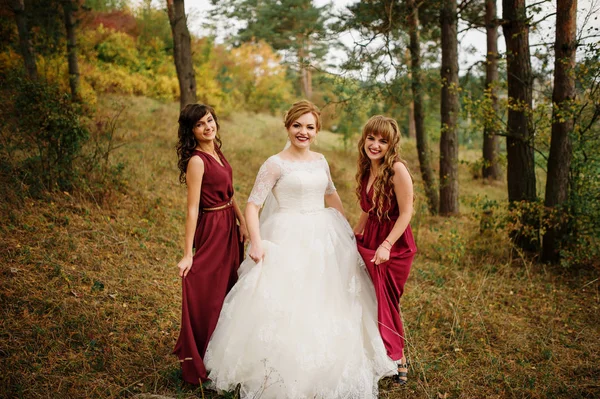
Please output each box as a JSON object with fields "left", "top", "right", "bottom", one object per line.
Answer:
{"left": 186, "top": 155, "right": 205, "bottom": 176}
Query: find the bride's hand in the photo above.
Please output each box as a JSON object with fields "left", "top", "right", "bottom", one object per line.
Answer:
{"left": 371, "top": 246, "right": 390, "bottom": 265}
{"left": 249, "top": 241, "right": 265, "bottom": 263}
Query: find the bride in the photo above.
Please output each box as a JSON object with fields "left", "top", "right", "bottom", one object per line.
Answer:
{"left": 204, "top": 101, "right": 396, "bottom": 398}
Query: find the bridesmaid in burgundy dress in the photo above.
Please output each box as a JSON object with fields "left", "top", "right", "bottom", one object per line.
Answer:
{"left": 173, "top": 104, "right": 247, "bottom": 385}
{"left": 354, "top": 115, "right": 417, "bottom": 385}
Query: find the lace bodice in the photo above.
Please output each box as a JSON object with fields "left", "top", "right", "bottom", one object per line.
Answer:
{"left": 248, "top": 154, "right": 336, "bottom": 213}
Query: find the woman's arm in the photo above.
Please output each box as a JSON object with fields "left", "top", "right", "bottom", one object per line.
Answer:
{"left": 323, "top": 156, "right": 345, "bottom": 217}
{"left": 245, "top": 157, "right": 281, "bottom": 262}
{"left": 371, "top": 162, "right": 414, "bottom": 265}
{"left": 178, "top": 156, "right": 204, "bottom": 277}
{"left": 353, "top": 211, "right": 368, "bottom": 235}
{"left": 325, "top": 192, "right": 346, "bottom": 217}
{"left": 245, "top": 202, "right": 263, "bottom": 262}
{"left": 232, "top": 196, "right": 249, "bottom": 242}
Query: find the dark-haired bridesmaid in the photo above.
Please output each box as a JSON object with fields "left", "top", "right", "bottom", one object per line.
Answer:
{"left": 173, "top": 104, "right": 248, "bottom": 385}
{"left": 354, "top": 115, "right": 417, "bottom": 385}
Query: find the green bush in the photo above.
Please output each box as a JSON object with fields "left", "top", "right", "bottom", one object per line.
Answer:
{"left": 557, "top": 43, "right": 600, "bottom": 268}
{"left": 95, "top": 29, "right": 139, "bottom": 69}
{"left": 2, "top": 78, "right": 89, "bottom": 192}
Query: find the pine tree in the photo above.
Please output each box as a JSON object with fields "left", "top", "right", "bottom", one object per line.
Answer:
{"left": 542, "top": 0, "right": 578, "bottom": 262}
{"left": 211, "top": 0, "right": 330, "bottom": 99}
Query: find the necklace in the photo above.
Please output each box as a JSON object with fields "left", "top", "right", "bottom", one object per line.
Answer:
{"left": 197, "top": 146, "right": 224, "bottom": 166}
{"left": 202, "top": 149, "right": 217, "bottom": 157}
{"left": 197, "top": 145, "right": 217, "bottom": 157}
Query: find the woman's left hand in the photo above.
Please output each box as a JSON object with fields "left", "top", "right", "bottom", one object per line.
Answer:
{"left": 239, "top": 223, "right": 250, "bottom": 243}
{"left": 371, "top": 245, "right": 390, "bottom": 265}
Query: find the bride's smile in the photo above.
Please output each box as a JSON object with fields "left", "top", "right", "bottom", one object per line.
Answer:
{"left": 287, "top": 112, "right": 317, "bottom": 149}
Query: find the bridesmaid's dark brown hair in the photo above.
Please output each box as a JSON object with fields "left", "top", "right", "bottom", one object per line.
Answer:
{"left": 176, "top": 104, "right": 222, "bottom": 184}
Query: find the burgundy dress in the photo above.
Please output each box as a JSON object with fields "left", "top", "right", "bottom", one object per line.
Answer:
{"left": 356, "top": 174, "right": 417, "bottom": 361}
{"left": 173, "top": 149, "right": 243, "bottom": 385}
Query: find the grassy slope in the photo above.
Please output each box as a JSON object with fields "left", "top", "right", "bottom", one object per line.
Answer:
{"left": 0, "top": 96, "right": 598, "bottom": 399}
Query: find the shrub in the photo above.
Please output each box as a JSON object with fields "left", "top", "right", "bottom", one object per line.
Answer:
{"left": 2, "top": 78, "right": 89, "bottom": 192}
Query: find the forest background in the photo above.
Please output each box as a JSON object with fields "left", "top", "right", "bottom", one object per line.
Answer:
{"left": 0, "top": 0, "right": 598, "bottom": 398}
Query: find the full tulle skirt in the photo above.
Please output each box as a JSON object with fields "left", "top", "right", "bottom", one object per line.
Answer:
{"left": 204, "top": 208, "right": 396, "bottom": 399}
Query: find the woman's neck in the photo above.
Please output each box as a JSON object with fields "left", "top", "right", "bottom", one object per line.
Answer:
{"left": 285, "top": 144, "right": 311, "bottom": 160}
{"left": 196, "top": 141, "right": 215, "bottom": 154}
{"left": 370, "top": 159, "right": 382, "bottom": 175}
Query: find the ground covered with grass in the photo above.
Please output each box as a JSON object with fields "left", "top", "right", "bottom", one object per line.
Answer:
{"left": 1, "top": 96, "right": 598, "bottom": 398}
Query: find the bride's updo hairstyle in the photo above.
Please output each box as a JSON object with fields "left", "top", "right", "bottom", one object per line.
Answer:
{"left": 356, "top": 115, "right": 410, "bottom": 221}
{"left": 284, "top": 100, "right": 321, "bottom": 132}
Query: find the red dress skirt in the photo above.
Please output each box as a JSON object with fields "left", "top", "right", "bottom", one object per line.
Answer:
{"left": 356, "top": 176, "right": 417, "bottom": 361}
{"left": 173, "top": 149, "right": 243, "bottom": 384}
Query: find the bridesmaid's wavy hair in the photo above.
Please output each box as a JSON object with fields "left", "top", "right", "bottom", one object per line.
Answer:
{"left": 176, "top": 104, "right": 222, "bottom": 184}
{"left": 356, "top": 115, "right": 409, "bottom": 221}
{"left": 284, "top": 100, "right": 321, "bottom": 132}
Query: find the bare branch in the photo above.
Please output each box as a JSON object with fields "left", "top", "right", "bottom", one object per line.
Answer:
{"left": 526, "top": 0, "right": 552, "bottom": 10}
{"left": 530, "top": 12, "right": 556, "bottom": 27}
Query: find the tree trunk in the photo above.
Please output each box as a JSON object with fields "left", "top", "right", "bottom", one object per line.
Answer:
{"left": 542, "top": 0, "right": 577, "bottom": 263}
{"left": 9, "top": 0, "right": 37, "bottom": 80}
{"left": 404, "top": 48, "right": 417, "bottom": 139}
{"left": 482, "top": 0, "right": 501, "bottom": 180}
{"left": 439, "top": 0, "right": 460, "bottom": 215}
{"left": 298, "top": 39, "right": 312, "bottom": 100}
{"left": 502, "top": 0, "right": 538, "bottom": 251}
{"left": 167, "top": 0, "right": 197, "bottom": 109}
{"left": 62, "top": 0, "right": 81, "bottom": 102}
{"left": 408, "top": 101, "right": 416, "bottom": 138}
{"left": 304, "top": 67, "right": 312, "bottom": 99}
{"left": 405, "top": 48, "right": 416, "bottom": 139}
{"left": 408, "top": 0, "right": 439, "bottom": 215}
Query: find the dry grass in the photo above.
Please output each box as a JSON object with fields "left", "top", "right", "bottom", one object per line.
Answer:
{"left": 0, "top": 95, "right": 598, "bottom": 399}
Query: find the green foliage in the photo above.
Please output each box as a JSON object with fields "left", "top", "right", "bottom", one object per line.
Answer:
{"left": 460, "top": 68, "right": 490, "bottom": 148}
{"left": 95, "top": 29, "right": 139, "bottom": 68}
{"left": 67, "top": 5, "right": 296, "bottom": 113}
{"left": 228, "top": 41, "right": 295, "bottom": 113}
{"left": 460, "top": 154, "right": 507, "bottom": 180}
{"left": 84, "top": 0, "right": 129, "bottom": 12}
{"left": 210, "top": 0, "right": 331, "bottom": 96}
{"left": 212, "top": 0, "right": 330, "bottom": 54}
{"left": 78, "top": 22, "right": 178, "bottom": 100}
{"left": 27, "top": 0, "right": 65, "bottom": 56}
{"left": 79, "top": 104, "right": 128, "bottom": 203}
{"left": 328, "top": 0, "right": 446, "bottom": 145}
{"left": 321, "top": 76, "right": 376, "bottom": 148}
{"left": 135, "top": 1, "right": 172, "bottom": 51}
{"left": 561, "top": 41, "right": 600, "bottom": 268}
{"left": 432, "top": 226, "right": 467, "bottom": 265}
{"left": 1, "top": 77, "right": 89, "bottom": 192}
{"left": 0, "top": 71, "right": 126, "bottom": 202}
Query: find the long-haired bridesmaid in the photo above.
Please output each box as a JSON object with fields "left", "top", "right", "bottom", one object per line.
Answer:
{"left": 354, "top": 115, "right": 417, "bottom": 385}
{"left": 173, "top": 104, "right": 248, "bottom": 385}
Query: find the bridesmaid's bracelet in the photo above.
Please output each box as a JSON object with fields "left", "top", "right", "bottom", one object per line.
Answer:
{"left": 379, "top": 240, "right": 392, "bottom": 251}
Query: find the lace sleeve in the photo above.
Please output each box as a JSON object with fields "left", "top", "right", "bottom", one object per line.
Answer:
{"left": 323, "top": 156, "right": 337, "bottom": 195}
{"left": 247, "top": 157, "right": 282, "bottom": 207}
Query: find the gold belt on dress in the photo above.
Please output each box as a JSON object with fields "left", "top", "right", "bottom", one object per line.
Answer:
{"left": 202, "top": 199, "right": 233, "bottom": 212}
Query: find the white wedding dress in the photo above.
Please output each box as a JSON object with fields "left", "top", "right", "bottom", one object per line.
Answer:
{"left": 204, "top": 154, "right": 396, "bottom": 398}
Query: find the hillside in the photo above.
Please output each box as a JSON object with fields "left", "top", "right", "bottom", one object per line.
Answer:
{"left": 1, "top": 96, "right": 598, "bottom": 399}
